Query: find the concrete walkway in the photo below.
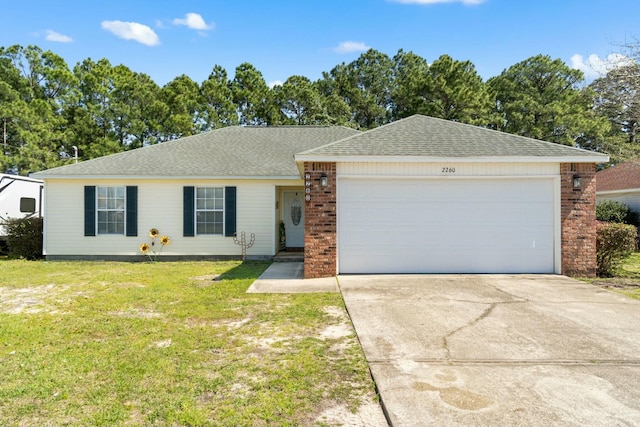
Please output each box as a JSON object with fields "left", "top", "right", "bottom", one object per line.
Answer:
{"left": 339, "top": 274, "right": 640, "bottom": 427}
{"left": 246, "top": 262, "right": 338, "bottom": 293}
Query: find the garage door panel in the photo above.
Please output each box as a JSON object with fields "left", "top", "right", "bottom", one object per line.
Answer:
{"left": 342, "top": 248, "right": 554, "bottom": 274}
{"left": 344, "top": 226, "right": 553, "bottom": 252}
{"left": 338, "top": 178, "right": 555, "bottom": 274}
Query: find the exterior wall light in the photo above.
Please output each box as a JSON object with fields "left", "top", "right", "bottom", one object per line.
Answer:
{"left": 572, "top": 174, "right": 581, "bottom": 189}
{"left": 320, "top": 173, "right": 328, "bottom": 187}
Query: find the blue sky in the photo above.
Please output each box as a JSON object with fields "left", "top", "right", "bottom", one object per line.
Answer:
{"left": 1, "top": 0, "right": 637, "bottom": 87}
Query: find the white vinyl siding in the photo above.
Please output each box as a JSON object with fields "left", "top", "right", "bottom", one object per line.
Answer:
{"left": 43, "top": 179, "right": 288, "bottom": 257}
{"left": 338, "top": 162, "right": 559, "bottom": 177}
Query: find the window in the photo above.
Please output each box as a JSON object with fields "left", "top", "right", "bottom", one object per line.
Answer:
{"left": 183, "top": 186, "right": 235, "bottom": 237}
{"left": 20, "top": 197, "right": 36, "bottom": 213}
{"left": 97, "top": 186, "right": 125, "bottom": 234}
{"left": 196, "top": 187, "right": 224, "bottom": 235}
{"left": 84, "top": 186, "right": 137, "bottom": 237}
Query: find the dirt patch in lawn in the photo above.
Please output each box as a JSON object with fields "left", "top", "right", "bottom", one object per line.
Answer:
{"left": 588, "top": 277, "right": 640, "bottom": 300}
{"left": 0, "top": 284, "right": 66, "bottom": 314}
{"left": 314, "top": 397, "right": 388, "bottom": 427}
{"left": 591, "top": 278, "right": 640, "bottom": 289}
{"left": 311, "top": 306, "right": 388, "bottom": 426}
{"left": 108, "top": 308, "right": 164, "bottom": 319}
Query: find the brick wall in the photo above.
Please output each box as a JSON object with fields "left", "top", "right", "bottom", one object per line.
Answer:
{"left": 561, "top": 163, "right": 597, "bottom": 277}
{"left": 303, "top": 162, "right": 337, "bottom": 278}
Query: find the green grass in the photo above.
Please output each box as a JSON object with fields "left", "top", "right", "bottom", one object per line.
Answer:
{"left": 588, "top": 252, "right": 640, "bottom": 300}
{"left": 615, "top": 252, "right": 640, "bottom": 278}
{"left": 0, "top": 260, "right": 376, "bottom": 426}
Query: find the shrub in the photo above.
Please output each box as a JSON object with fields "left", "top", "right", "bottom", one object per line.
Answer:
{"left": 5, "top": 217, "right": 43, "bottom": 260}
{"left": 596, "top": 200, "right": 639, "bottom": 226}
{"left": 596, "top": 221, "right": 636, "bottom": 277}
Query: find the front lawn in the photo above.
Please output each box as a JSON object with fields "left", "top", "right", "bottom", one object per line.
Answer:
{"left": 0, "top": 260, "right": 378, "bottom": 426}
{"left": 589, "top": 252, "right": 640, "bottom": 300}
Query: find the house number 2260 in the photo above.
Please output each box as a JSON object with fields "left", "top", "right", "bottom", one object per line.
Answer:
{"left": 441, "top": 167, "right": 456, "bottom": 173}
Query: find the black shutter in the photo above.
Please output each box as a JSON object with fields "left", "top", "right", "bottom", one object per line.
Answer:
{"left": 125, "top": 186, "right": 137, "bottom": 236}
{"left": 84, "top": 186, "right": 96, "bottom": 236}
{"left": 183, "top": 186, "right": 195, "bottom": 237}
{"left": 225, "top": 186, "right": 236, "bottom": 237}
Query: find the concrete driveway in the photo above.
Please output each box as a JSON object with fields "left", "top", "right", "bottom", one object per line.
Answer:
{"left": 339, "top": 274, "right": 640, "bottom": 427}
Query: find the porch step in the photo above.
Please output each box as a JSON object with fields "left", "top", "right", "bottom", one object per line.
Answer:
{"left": 273, "top": 251, "right": 304, "bottom": 262}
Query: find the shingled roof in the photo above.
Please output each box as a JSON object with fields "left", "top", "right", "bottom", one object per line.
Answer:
{"left": 34, "top": 126, "right": 360, "bottom": 179}
{"left": 596, "top": 159, "right": 640, "bottom": 192}
{"left": 296, "top": 115, "right": 609, "bottom": 162}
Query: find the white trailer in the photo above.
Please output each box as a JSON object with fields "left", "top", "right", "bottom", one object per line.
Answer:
{"left": 0, "top": 173, "right": 44, "bottom": 251}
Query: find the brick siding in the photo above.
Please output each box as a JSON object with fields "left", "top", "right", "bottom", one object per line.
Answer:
{"left": 561, "top": 163, "right": 597, "bottom": 277}
{"left": 303, "top": 162, "right": 337, "bottom": 279}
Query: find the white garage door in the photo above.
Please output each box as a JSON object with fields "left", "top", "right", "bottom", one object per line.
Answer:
{"left": 338, "top": 178, "right": 555, "bottom": 274}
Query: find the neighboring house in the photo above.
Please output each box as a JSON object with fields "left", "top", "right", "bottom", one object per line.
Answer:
{"left": 595, "top": 159, "right": 640, "bottom": 214}
{"left": 34, "top": 115, "right": 608, "bottom": 278}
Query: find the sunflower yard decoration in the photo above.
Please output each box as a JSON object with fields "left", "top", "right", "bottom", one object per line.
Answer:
{"left": 139, "top": 228, "right": 170, "bottom": 261}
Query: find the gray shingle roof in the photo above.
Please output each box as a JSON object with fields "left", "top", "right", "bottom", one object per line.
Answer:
{"left": 34, "top": 126, "right": 360, "bottom": 178}
{"left": 297, "top": 115, "right": 609, "bottom": 160}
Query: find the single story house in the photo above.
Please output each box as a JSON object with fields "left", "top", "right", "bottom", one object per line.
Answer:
{"left": 595, "top": 159, "right": 640, "bottom": 214}
{"left": 34, "top": 115, "right": 608, "bottom": 278}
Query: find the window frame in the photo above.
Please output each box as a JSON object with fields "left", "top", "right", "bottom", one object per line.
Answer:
{"left": 96, "top": 186, "right": 126, "bottom": 235}
{"left": 195, "top": 186, "right": 225, "bottom": 235}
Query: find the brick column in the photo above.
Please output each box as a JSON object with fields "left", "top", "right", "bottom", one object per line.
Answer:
{"left": 303, "top": 162, "right": 337, "bottom": 278}
{"left": 561, "top": 163, "right": 597, "bottom": 277}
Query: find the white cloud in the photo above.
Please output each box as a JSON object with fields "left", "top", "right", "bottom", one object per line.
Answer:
{"left": 570, "top": 53, "right": 634, "bottom": 79}
{"left": 172, "top": 13, "right": 214, "bottom": 31}
{"left": 45, "top": 30, "right": 73, "bottom": 43}
{"left": 390, "top": 0, "right": 485, "bottom": 4}
{"left": 333, "top": 41, "right": 371, "bottom": 54}
{"left": 268, "top": 80, "right": 283, "bottom": 89}
{"left": 101, "top": 20, "right": 160, "bottom": 46}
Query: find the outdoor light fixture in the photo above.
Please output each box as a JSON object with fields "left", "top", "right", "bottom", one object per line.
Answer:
{"left": 573, "top": 174, "right": 582, "bottom": 189}
{"left": 320, "top": 173, "right": 328, "bottom": 187}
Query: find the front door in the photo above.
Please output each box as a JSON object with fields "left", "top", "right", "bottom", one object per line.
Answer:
{"left": 282, "top": 191, "right": 304, "bottom": 248}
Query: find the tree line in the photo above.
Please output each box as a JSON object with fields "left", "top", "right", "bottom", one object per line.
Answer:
{"left": 1, "top": 44, "right": 638, "bottom": 174}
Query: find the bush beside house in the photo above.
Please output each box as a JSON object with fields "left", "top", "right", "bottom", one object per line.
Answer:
{"left": 596, "top": 222, "right": 637, "bottom": 277}
{"left": 596, "top": 200, "right": 639, "bottom": 226}
{"left": 5, "top": 217, "right": 43, "bottom": 260}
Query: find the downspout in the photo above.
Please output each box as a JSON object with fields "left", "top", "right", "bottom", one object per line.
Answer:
{"left": 41, "top": 182, "right": 46, "bottom": 257}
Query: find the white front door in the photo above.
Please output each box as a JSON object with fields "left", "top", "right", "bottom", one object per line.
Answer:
{"left": 282, "top": 191, "right": 304, "bottom": 248}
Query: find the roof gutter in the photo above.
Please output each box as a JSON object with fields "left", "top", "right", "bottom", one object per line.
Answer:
{"left": 596, "top": 188, "right": 640, "bottom": 195}
{"left": 294, "top": 154, "right": 610, "bottom": 165}
{"left": 33, "top": 175, "right": 304, "bottom": 181}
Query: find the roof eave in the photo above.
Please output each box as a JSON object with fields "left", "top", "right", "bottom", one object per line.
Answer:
{"left": 35, "top": 174, "right": 303, "bottom": 181}
{"left": 294, "top": 154, "right": 610, "bottom": 164}
{"left": 596, "top": 188, "right": 640, "bottom": 195}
